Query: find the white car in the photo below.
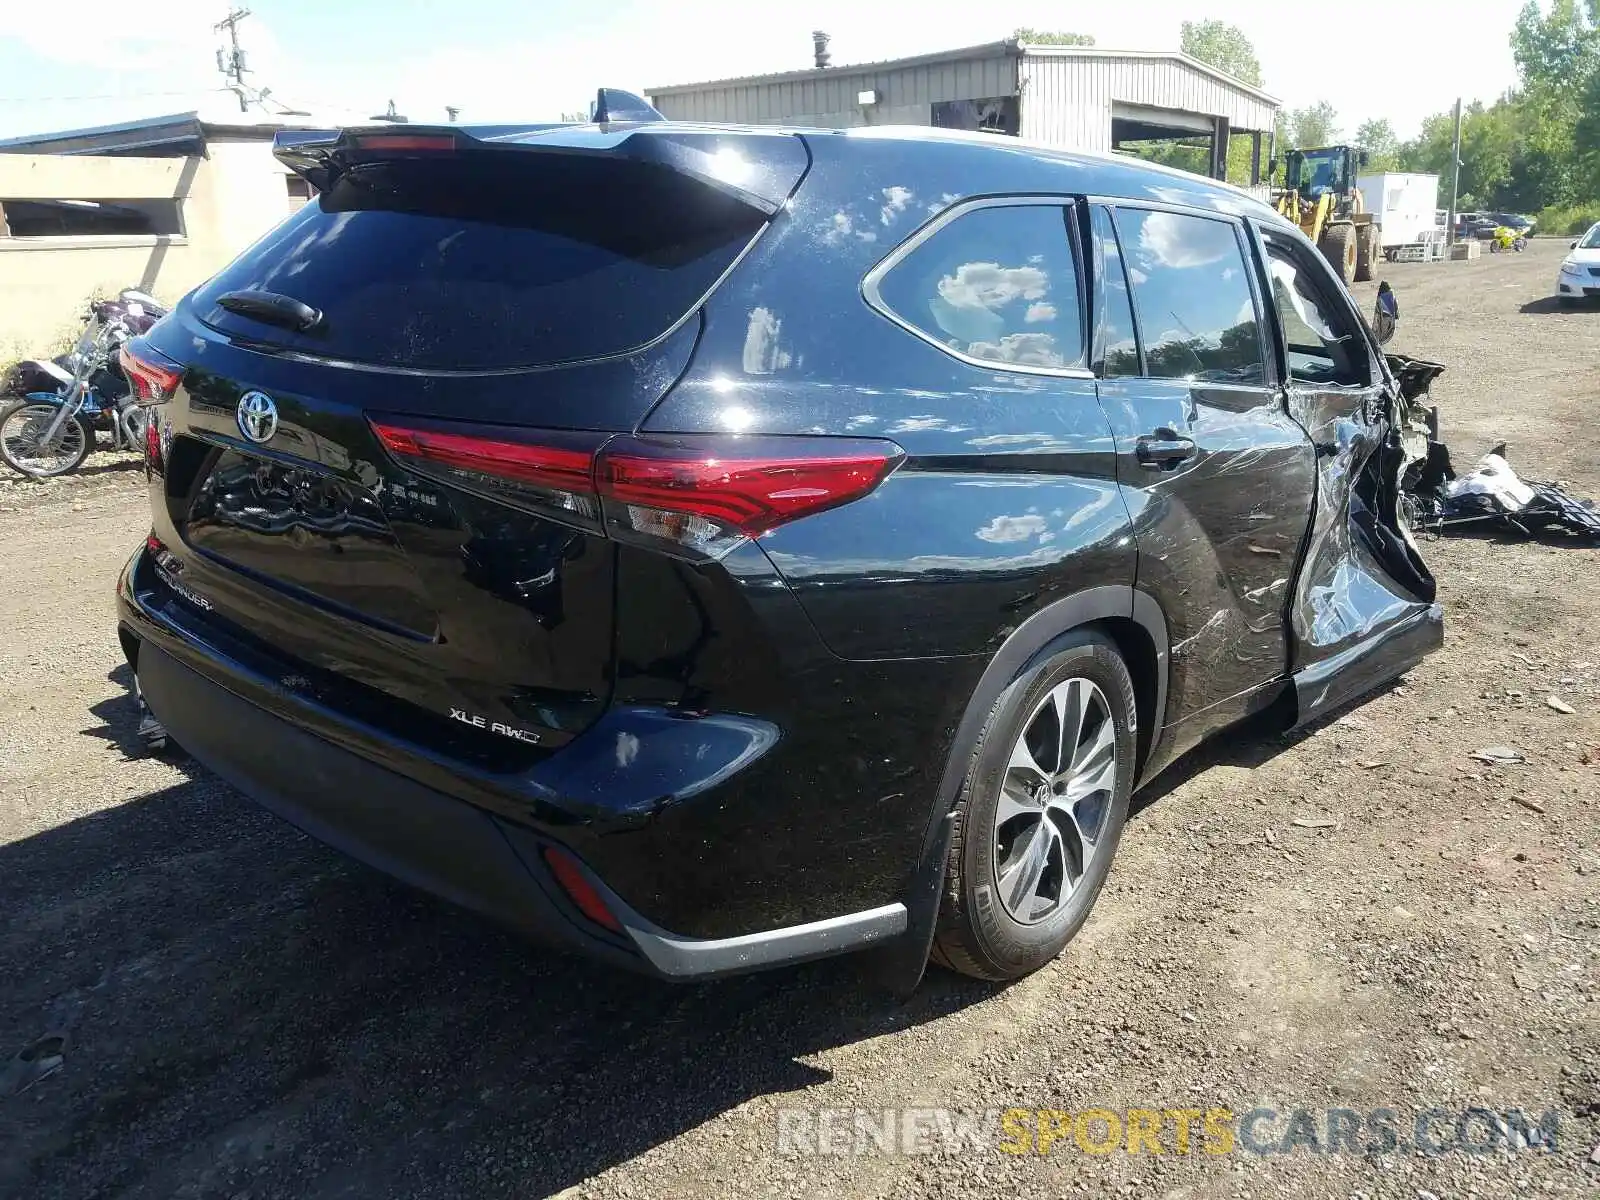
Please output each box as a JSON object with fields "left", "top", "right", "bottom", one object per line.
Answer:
{"left": 1558, "top": 223, "right": 1600, "bottom": 304}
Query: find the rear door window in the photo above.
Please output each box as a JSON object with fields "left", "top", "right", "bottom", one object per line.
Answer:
{"left": 1113, "top": 208, "right": 1266, "bottom": 385}
{"left": 192, "top": 153, "right": 769, "bottom": 371}
{"left": 870, "top": 202, "right": 1086, "bottom": 371}
{"left": 1260, "top": 233, "right": 1370, "bottom": 386}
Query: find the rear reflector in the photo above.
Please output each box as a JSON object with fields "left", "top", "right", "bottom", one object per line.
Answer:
{"left": 368, "top": 416, "right": 903, "bottom": 560}
{"left": 542, "top": 847, "right": 623, "bottom": 933}
{"left": 120, "top": 341, "right": 183, "bottom": 406}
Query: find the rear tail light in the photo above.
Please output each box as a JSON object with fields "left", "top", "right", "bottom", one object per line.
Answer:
{"left": 542, "top": 846, "right": 623, "bottom": 933}
{"left": 371, "top": 419, "right": 602, "bottom": 526}
{"left": 369, "top": 416, "right": 903, "bottom": 561}
{"left": 597, "top": 435, "right": 902, "bottom": 560}
{"left": 120, "top": 341, "right": 184, "bottom": 406}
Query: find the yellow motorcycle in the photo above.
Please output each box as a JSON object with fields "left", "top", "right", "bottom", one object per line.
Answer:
{"left": 1488, "top": 225, "right": 1528, "bottom": 253}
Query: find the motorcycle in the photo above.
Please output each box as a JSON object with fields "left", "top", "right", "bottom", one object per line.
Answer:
{"left": 0, "top": 288, "right": 168, "bottom": 478}
{"left": 1488, "top": 226, "right": 1528, "bottom": 253}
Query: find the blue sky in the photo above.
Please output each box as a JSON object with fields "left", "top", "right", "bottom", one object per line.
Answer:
{"left": 0, "top": 0, "right": 1528, "bottom": 140}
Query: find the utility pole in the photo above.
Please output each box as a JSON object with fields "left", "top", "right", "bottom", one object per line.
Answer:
{"left": 215, "top": 7, "right": 253, "bottom": 113}
{"left": 1446, "top": 97, "right": 1463, "bottom": 246}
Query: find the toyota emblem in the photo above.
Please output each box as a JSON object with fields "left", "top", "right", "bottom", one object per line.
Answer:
{"left": 236, "top": 391, "right": 278, "bottom": 443}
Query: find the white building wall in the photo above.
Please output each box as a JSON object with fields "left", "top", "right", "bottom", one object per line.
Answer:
{"left": 0, "top": 143, "right": 298, "bottom": 357}
{"left": 1019, "top": 51, "right": 1277, "bottom": 151}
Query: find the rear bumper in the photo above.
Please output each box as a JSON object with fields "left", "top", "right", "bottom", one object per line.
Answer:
{"left": 119, "top": 549, "right": 908, "bottom": 979}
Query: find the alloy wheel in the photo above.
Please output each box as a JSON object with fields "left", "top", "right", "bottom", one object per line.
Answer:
{"left": 993, "top": 676, "right": 1118, "bottom": 925}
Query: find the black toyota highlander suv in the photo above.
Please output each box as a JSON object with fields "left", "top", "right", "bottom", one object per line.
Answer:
{"left": 116, "top": 97, "right": 1442, "bottom": 987}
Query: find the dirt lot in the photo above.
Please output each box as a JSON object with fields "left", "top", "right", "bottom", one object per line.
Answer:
{"left": 1, "top": 239, "right": 1597, "bottom": 1199}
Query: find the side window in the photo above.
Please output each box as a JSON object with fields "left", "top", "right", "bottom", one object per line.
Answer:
{"left": 873, "top": 204, "right": 1085, "bottom": 371}
{"left": 1114, "top": 208, "right": 1266, "bottom": 385}
{"left": 1092, "top": 207, "right": 1140, "bottom": 378}
{"left": 1261, "top": 235, "right": 1368, "bottom": 386}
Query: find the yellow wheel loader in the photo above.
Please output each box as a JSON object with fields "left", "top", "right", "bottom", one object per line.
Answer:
{"left": 1272, "top": 145, "right": 1379, "bottom": 286}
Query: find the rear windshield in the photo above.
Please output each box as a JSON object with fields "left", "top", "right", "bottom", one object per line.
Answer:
{"left": 192, "top": 152, "right": 768, "bottom": 371}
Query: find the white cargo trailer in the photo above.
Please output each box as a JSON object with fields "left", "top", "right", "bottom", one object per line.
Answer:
{"left": 1357, "top": 172, "right": 1441, "bottom": 250}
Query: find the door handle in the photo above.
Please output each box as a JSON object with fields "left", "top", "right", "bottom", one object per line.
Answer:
{"left": 1135, "top": 433, "right": 1198, "bottom": 471}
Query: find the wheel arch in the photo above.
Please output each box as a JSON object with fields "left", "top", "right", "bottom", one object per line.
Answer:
{"left": 871, "top": 584, "right": 1169, "bottom": 992}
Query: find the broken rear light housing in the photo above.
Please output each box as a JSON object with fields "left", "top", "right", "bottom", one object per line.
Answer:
{"left": 369, "top": 416, "right": 904, "bottom": 561}
{"left": 120, "top": 341, "right": 184, "bottom": 406}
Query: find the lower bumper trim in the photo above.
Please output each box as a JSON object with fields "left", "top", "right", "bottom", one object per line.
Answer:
{"left": 626, "top": 903, "right": 907, "bottom": 979}
{"left": 131, "top": 635, "right": 908, "bottom": 979}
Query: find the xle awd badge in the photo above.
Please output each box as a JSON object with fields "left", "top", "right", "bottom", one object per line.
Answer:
{"left": 236, "top": 391, "right": 278, "bottom": 443}
{"left": 449, "top": 707, "right": 541, "bottom": 744}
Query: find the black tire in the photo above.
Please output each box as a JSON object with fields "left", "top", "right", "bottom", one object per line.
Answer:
{"left": 1320, "top": 223, "right": 1358, "bottom": 284}
{"left": 0, "top": 400, "right": 93, "bottom": 478}
{"left": 931, "top": 629, "right": 1137, "bottom": 982}
{"left": 1355, "top": 224, "right": 1377, "bottom": 282}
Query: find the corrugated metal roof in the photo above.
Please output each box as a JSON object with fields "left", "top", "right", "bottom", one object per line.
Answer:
{"left": 649, "top": 40, "right": 1278, "bottom": 109}
{"left": 1019, "top": 46, "right": 1279, "bottom": 106}
{"left": 649, "top": 40, "right": 1018, "bottom": 95}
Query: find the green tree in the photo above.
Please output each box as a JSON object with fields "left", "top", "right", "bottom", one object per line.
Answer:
{"left": 1354, "top": 117, "right": 1400, "bottom": 170}
{"left": 1180, "top": 19, "right": 1263, "bottom": 86}
{"left": 1012, "top": 28, "right": 1096, "bottom": 45}
{"left": 1286, "top": 101, "right": 1341, "bottom": 147}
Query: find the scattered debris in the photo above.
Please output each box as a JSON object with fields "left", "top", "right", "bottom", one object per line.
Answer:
{"left": 1472, "top": 746, "right": 1526, "bottom": 766}
{"left": 1291, "top": 817, "right": 1338, "bottom": 829}
{"left": 1405, "top": 445, "right": 1600, "bottom": 542}
{"left": 1546, "top": 695, "right": 1576, "bottom": 714}
{"left": 1, "top": 1032, "right": 68, "bottom": 1096}
{"left": 1510, "top": 796, "right": 1546, "bottom": 814}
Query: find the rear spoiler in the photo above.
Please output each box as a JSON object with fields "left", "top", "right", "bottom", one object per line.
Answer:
{"left": 271, "top": 88, "right": 804, "bottom": 214}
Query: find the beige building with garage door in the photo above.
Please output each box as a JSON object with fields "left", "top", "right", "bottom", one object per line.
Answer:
{"left": 0, "top": 112, "right": 325, "bottom": 358}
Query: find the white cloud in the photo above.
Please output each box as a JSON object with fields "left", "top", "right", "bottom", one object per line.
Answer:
{"left": 1025, "top": 301, "right": 1057, "bottom": 324}
{"left": 976, "top": 513, "right": 1048, "bottom": 544}
{"left": 1135, "top": 210, "right": 1232, "bottom": 270}
{"left": 967, "top": 332, "right": 1065, "bottom": 367}
{"left": 822, "top": 211, "right": 877, "bottom": 244}
{"left": 741, "top": 306, "right": 792, "bottom": 374}
{"left": 879, "top": 185, "right": 914, "bottom": 225}
{"left": 938, "top": 262, "right": 1048, "bottom": 310}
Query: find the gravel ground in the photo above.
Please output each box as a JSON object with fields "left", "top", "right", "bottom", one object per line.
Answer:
{"left": 1, "top": 239, "right": 1597, "bottom": 1199}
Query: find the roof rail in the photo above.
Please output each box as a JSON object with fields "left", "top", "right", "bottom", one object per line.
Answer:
{"left": 592, "top": 88, "right": 664, "bottom": 125}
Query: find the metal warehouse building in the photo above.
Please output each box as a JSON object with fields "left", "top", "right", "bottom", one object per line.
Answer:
{"left": 649, "top": 39, "right": 1280, "bottom": 185}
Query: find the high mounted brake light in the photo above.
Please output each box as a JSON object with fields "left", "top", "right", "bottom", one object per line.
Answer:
{"left": 348, "top": 134, "right": 457, "bottom": 152}
{"left": 368, "top": 416, "right": 904, "bottom": 561}
{"left": 120, "top": 342, "right": 183, "bottom": 406}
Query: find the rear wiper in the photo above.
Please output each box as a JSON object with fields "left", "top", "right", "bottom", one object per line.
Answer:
{"left": 215, "top": 290, "right": 323, "bottom": 333}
